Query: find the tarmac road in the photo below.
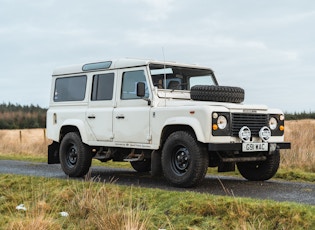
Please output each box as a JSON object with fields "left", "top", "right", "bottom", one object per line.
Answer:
{"left": 0, "top": 160, "right": 314, "bottom": 205}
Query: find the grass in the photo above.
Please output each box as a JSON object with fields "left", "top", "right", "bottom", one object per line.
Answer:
{"left": 282, "top": 120, "right": 315, "bottom": 172}
{"left": 0, "top": 174, "right": 314, "bottom": 229}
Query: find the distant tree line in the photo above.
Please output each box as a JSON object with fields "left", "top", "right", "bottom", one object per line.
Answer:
{"left": 0, "top": 103, "right": 47, "bottom": 129}
{"left": 285, "top": 111, "right": 315, "bottom": 120}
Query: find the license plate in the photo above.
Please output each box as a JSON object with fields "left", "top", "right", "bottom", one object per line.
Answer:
{"left": 242, "top": 143, "right": 268, "bottom": 152}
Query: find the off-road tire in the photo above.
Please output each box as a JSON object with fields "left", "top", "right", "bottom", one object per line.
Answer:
{"left": 237, "top": 150, "right": 280, "bottom": 181}
{"left": 191, "top": 85, "right": 245, "bottom": 103}
{"left": 130, "top": 160, "right": 151, "bottom": 172}
{"left": 161, "top": 131, "right": 209, "bottom": 187}
{"left": 59, "top": 132, "right": 92, "bottom": 177}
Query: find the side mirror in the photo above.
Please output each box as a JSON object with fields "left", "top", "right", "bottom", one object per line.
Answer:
{"left": 136, "top": 82, "right": 151, "bottom": 105}
{"left": 137, "top": 82, "right": 146, "bottom": 98}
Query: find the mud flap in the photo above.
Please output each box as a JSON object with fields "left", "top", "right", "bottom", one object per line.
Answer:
{"left": 151, "top": 150, "right": 162, "bottom": 177}
{"left": 48, "top": 141, "right": 60, "bottom": 164}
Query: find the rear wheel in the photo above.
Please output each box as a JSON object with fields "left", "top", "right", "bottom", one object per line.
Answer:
{"left": 59, "top": 132, "right": 92, "bottom": 177}
{"left": 237, "top": 150, "right": 280, "bottom": 181}
{"left": 161, "top": 131, "right": 208, "bottom": 187}
{"left": 130, "top": 160, "right": 151, "bottom": 172}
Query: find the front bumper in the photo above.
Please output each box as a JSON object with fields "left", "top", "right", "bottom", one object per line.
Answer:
{"left": 208, "top": 142, "right": 291, "bottom": 152}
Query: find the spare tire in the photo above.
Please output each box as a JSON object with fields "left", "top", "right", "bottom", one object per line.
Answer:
{"left": 191, "top": 85, "right": 245, "bottom": 103}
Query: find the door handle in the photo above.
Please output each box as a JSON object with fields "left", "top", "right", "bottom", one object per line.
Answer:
{"left": 88, "top": 115, "right": 96, "bottom": 119}
{"left": 116, "top": 115, "right": 125, "bottom": 119}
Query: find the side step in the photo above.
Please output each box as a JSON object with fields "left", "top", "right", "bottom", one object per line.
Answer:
{"left": 123, "top": 150, "right": 145, "bottom": 162}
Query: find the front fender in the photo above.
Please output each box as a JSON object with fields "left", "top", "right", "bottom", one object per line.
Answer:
{"left": 163, "top": 116, "right": 208, "bottom": 143}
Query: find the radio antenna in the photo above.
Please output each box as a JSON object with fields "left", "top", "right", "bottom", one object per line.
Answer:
{"left": 162, "top": 47, "right": 167, "bottom": 107}
{"left": 162, "top": 47, "right": 166, "bottom": 89}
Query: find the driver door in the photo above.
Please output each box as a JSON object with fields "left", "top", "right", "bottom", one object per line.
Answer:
{"left": 113, "top": 67, "right": 151, "bottom": 144}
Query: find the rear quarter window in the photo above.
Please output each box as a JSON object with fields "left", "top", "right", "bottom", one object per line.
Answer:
{"left": 54, "top": 75, "right": 87, "bottom": 102}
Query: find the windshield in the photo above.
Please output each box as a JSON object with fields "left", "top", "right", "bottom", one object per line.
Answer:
{"left": 149, "top": 64, "right": 217, "bottom": 90}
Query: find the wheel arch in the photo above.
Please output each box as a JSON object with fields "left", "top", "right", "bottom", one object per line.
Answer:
{"left": 160, "top": 125, "right": 196, "bottom": 149}
{"left": 58, "top": 119, "right": 89, "bottom": 143}
{"left": 159, "top": 117, "right": 207, "bottom": 149}
{"left": 60, "top": 125, "right": 80, "bottom": 141}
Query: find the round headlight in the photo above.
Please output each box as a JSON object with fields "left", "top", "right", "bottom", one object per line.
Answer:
{"left": 269, "top": 117, "right": 278, "bottom": 130}
{"left": 217, "top": 115, "right": 227, "bottom": 129}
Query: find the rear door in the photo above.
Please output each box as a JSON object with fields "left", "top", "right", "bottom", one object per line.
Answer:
{"left": 86, "top": 71, "right": 116, "bottom": 141}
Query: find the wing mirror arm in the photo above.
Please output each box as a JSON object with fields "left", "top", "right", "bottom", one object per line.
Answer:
{"left": 137, "top": 82, "right": 151, "bottom": 106}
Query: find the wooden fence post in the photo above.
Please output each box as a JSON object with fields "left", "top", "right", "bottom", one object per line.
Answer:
{"left": 19, "top": 130, "right": 22, "bottom": 144}
{"left": 43, "top": 129, "right": 46, "bottom": 144}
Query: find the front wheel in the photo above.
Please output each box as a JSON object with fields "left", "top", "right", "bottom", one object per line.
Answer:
{"left": 59, "top": 132, "right": 92, "bottom": 177}
{"left": 161, "top": 131, "right": 208, "bottom": 187}
{"left": 237, "top": 150, "right": 280, "bottom": 181}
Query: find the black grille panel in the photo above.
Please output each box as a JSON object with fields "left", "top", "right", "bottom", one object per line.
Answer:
{"left": 231, "top": 113, "right": 268, "bottom": 137}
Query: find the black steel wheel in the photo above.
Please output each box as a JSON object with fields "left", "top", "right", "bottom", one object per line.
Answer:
{"left": 171, "top": 147, "right": 191, "bottom": 175}
{"left": 161, "top": 131, "right": 208, "bottom": 187}
{"left": 59, "top": 132, "right": 92, "bottom": 177}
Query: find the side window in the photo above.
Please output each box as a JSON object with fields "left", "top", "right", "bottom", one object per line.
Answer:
{"left": 121, "top": 70, "right": 149, "bottom": 99}
{"left": 54, "top": 75, "right": 86, "bottom": 102}
{"left": 91, "top": 73, "right": 114, "bottom": 101}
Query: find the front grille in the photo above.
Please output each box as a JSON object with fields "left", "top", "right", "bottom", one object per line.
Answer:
{"left": 231, "top": 113, "right": 268, "bottom": 137}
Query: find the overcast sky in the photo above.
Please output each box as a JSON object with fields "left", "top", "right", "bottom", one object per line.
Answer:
{"left": 0, "top": 0, "right": 314, "bottom": 112}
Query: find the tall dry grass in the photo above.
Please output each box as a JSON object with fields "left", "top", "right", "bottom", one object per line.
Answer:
{"left": 0, "top": 129, "right": 48, "bottom": 156}
{"left": 0, "top": 120, "right": 314, "bottom": 172}
{"left": 282, "top": 120, "right": 315, "bottom": 172}
{"left": 6, "top": 179, "right": 150, "bottom": 230}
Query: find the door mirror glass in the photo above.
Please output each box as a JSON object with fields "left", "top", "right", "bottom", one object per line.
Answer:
{"left": 136, "top": 82, "right": 146, "bottom": 97}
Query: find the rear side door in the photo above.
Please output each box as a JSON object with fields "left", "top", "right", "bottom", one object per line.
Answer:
{"left": 86, "top": 71, "right": 116, "bottom": 141}
{"left": 113, "top": 67, "right": 151, "bottom": 144}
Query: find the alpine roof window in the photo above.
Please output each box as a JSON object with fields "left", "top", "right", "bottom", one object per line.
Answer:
{"left": 82, "top": 61, "right": 112, "bottom": 71}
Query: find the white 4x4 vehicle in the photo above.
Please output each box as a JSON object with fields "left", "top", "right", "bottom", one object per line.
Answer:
{"left": 47, "top": 58, "right": 290, "bottom": 187}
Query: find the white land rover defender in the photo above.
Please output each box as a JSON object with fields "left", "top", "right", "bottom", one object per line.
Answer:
{"left": 47, "top": 58, "right": 290, "bottom": 187}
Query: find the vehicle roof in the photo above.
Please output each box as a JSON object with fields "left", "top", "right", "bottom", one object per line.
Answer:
{"left": 52, "top": 58, "right": 213, "bottom": 76}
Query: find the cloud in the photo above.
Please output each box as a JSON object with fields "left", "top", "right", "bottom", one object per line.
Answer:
{"left": 139, "top": 0, "right": 175, "bottom": 21}
{"left": 0, "top": 0, "right": 314, "bottom": 112}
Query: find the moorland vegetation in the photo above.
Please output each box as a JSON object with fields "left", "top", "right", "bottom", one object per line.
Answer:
{"left": 0, "top": 103, "right": 314, "bottom": 229}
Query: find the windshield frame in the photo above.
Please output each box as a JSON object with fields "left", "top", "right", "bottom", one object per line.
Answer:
{"left": 149, "top": 63, "right": 218, "bottom": 91}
